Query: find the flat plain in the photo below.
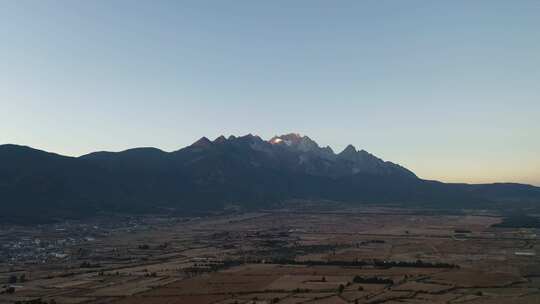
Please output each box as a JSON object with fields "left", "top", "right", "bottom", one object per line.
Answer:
{"left": 1, "top": 207, "right": 539, "bottom": 303}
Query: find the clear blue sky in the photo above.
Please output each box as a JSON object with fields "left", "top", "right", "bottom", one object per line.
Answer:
{"left": 1, "top": 1, "right": 539, "bottom": 185}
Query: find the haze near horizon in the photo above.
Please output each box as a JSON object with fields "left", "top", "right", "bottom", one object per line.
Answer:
{"left": 1, "top": 1, "right": 539, "bottom": 186}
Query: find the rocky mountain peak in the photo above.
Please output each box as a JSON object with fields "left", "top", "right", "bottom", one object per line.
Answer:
{"left": 339, "top": 144, "right": 357, "bottom": 158}
{"left": 269, "top": 133, "right": 320, "bottom": 152}
{"left": 191, "top": 137, "right": 212, "bottom": 147}
{"left": 214, "top": 135, "right": 227, "bottom": 143}
{"left": 187, "top": 133, "right": 415, "bottom": 179}
{"left": 322, "top": 145, "right": 334, "bottom": 154}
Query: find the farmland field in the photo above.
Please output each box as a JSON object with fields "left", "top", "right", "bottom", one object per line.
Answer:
{"left": 1, "top": 207, "right": 539, "bottom": 303}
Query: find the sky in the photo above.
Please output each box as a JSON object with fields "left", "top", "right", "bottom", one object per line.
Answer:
{"left": 1, "top": 1, "right": 539, "bottom": 186}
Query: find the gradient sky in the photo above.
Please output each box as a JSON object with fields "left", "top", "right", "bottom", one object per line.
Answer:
{"left": 1, "top": 1, "right": 539, "bottom": 185}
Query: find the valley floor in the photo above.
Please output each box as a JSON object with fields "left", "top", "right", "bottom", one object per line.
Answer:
{"left": 1, "top": 207, "right": 539, "bottom": 304}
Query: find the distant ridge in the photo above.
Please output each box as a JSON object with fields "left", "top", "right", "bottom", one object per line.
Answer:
{"left": 1, "top": 133, "right": 539, "bottom": 223}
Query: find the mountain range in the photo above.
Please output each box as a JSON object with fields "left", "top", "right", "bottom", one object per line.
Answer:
{"left": 1, "top": 133, "right": 539, "bottom": 223}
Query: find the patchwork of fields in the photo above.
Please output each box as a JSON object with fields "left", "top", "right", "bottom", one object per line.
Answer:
{"left": 1, "top": 208, "right": 539, "bottom": 303}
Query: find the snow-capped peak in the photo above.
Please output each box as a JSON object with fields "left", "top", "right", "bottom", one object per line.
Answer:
{"left": 269, "top": 137, "right": 284, "bottom": 144}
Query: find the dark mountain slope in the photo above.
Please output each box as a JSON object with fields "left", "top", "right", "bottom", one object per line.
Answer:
{"left": 0, "top": 145, "right": 114, "bottom": 222}
{"left": 1, "top": 135, "right": 539, "bottom": 223}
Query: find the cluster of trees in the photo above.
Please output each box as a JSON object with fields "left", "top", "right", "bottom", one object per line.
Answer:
{"left": 137, "top": 243, "right": 169, "bottom": 250}
{"left": 1, "top": 286, "right": 15, "bottom": 294}
{"left": 250, "top": 244, "right": 345, "bottom": 262}
{"left": 2, "top": 274, "right": 27, "bottom": 293}
{"left": 183, "top": 260, "right": 242, "bottom": 275}
{"left": 352, "top": 275, "right": 394, "bottom": 285}
{"left": 371, "top": 259, "right": 459, "bottom": 269}
{"left": 259, "top": 258, "right": 458, "bottom": 269}
{"left": 97, "top": 271, "right": 120, "bottom": 276}
{"left": 79, "top": 261, "right": 100, "bottom": 268}
{"left": 247, "top": 296, "right": 280, "bottom": 303}
{"left": 14, "top": 299, "right": 56, "bottom": 304}
{"left": 7, "top": 274, "right": 26, "bottom": 284}
{"left": 356, "top": 240, "right": 385, "bottom": 247}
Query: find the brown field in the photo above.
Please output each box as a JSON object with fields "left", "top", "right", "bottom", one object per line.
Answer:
{"left": 1, "top": 207, "right": 539, "bottom": 303}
